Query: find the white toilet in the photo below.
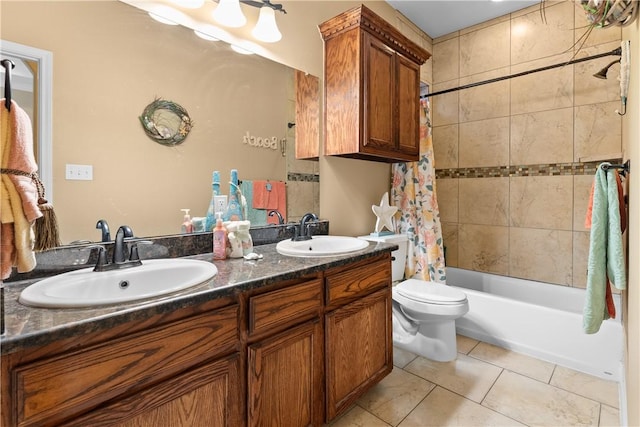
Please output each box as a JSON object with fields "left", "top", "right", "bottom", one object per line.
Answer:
{"left": 361, "top": 233, "right": 469, "bottom": 362}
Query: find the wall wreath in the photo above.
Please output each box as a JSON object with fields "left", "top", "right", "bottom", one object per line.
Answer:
{"left": 139, "top": 98, "right": 193, "bottom": 146}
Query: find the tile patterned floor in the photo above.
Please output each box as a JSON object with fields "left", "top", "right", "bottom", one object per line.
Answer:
{"left": 328, "top": 335, "right": 620, "bottom": 427}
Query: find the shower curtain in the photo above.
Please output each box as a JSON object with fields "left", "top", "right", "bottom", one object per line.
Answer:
{"left": 391, "top": 99, "right": 446, "bottom": 283}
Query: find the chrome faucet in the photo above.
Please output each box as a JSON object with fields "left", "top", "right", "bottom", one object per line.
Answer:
{"left": 268, "top": 210, "right": 285, "bottom": 225}
{"left": 113, "top": 225, "right": 134, "bottom": 264}
{"left": 90, "top": 225, "right": 145, "bottom": 272}
{"left": 290, "top": 212, "right": 318, "bottom": 241}
{"left": 96, "top": 219, "right": 111, "bottom": 242}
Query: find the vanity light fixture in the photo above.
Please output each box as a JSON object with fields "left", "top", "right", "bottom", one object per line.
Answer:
{"left": 212, "top": 0, "right": 247, "bottom": 28}
{"left": 212, "top": 0, "right": 286, "bottom": 42}
{"left": 252, "top": 6, "right": 281, "bottom": 42}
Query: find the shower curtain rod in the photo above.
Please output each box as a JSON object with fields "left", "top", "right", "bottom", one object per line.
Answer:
{"left": 423, "top": 46, "right": 622, "bottom": 98}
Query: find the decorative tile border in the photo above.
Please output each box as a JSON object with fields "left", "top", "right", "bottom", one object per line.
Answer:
{"left": 435, "top": 160, "right": 623, "bottom": 179}
{"left": 287, "top": 172, "right": 320, "bottom": 183}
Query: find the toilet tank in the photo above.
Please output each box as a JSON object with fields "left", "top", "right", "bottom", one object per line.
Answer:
{"left": 359, "top": 234, "right": 408, "bottom": 282}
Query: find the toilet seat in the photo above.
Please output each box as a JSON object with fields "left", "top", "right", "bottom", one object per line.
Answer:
{"left": 396, "top": 279, "right": 467, "bottom": 305}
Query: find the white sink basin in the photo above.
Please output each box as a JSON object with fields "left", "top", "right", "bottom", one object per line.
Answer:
{"left": 19, "top": 259, "right": 218, "bottom": 308}
{"left": 276, "top": 235, "right": 369, "bottom": 257}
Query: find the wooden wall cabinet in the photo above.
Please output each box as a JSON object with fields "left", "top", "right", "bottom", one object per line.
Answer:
{"left": 295, "top": 70, "right": 320, "bottom": 160}
{"left": 319, "top": 5, "right": 431, "bottom": 163}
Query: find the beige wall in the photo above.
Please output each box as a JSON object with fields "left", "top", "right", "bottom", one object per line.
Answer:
{"left": 622, "top": 12, "right": 639, "bottom": 427}
{"left": 432, "top": 1, "right": 622, "bottom": 288}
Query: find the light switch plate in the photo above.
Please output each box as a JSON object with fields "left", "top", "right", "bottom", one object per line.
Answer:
{"left": 65, "top": 164, "right": 93, "bottom": 181}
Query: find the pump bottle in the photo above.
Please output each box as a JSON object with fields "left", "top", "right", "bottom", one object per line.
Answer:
{"left": 181, "top": 209, "right": 194, "bottom": 233}
{"left": 213, "top": 213, "right": 228, "bottom": 260}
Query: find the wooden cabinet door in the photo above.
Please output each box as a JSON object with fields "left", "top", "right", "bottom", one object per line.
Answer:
{"left": 248, "top": 319, "right": 323, "bottom": 427}
{"left": 396, "top": 53, "right": 421, "bottom": 157}
{"left": 64, "top": 354, "right": 242, "bottom": 427}
{"left": 325, "top": 287, "right": 392, "bottom": 421}
{"left": 363, "top": 33, "right": 396, "bottom": 153}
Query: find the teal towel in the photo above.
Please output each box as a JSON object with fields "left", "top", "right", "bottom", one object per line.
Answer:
{"left": 241, "top": 181, "right": 268, "bottom": 226}
{"left": 584, "top": 165, "right": 627, "bottom": 334}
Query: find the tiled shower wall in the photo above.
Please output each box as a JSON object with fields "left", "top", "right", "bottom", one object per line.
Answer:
{"left": 431, "top": 1, "right": 623, "bottom": 287}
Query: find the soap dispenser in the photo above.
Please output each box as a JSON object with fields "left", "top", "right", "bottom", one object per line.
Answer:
{"left": 181, "top": 209, "right": 194, "bottom": 234}
{"left": 213, "top": 213, "right": 228, "bottom": 260}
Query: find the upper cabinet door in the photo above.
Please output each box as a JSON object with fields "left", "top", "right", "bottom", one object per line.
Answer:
{"left": 396, "top": 54, "right": 421, "bottom": 157}
{"left": 363, "top": 35, "right": 396, "bottom": 151}
{"left": 319, "top": 5, "right": 431, "bottom": 163}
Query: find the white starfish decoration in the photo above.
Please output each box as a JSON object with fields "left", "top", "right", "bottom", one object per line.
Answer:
{"left": 372, "top": 192, "right": 398, "bottom": 233}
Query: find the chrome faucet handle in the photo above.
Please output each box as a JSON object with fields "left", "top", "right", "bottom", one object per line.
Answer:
{"left": 286, "top": 225, "right": 299, "bottom": 241}
{"left": 304, "top": 222, "right": 318, "bottom": 239}
{"left": 87, "top": 245, "right": 108, "bottom": 272}
{"left": 129, "top": 240, "right": 153, "bottom": 262}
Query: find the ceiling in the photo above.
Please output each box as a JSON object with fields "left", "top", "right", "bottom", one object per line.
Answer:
{"left": 386, "top": 0, "right": 541, "bottom": 38}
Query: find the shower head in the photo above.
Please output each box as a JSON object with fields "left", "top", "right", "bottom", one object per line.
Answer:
{"left": 593, "top": 60, "right": 620, "bottom": 79}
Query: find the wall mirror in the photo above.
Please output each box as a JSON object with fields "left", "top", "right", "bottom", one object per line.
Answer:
{"left": 1, "top": 0, "right": 319, "bottom": 245}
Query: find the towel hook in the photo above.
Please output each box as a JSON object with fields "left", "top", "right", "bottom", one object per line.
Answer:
{"left": 1, "top": 59, "right": 16, "bottom": 112}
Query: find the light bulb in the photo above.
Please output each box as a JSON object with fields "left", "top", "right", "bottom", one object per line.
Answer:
{"left": 212, "top": 0, "right": 247, "bottom": 28}
{"left": 251, "top": 6, "right": 282, "bottom": 43}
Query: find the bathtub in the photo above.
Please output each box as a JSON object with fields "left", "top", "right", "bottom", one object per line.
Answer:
{"left": 448, "top": 267, "right": 623, "bottom": 381}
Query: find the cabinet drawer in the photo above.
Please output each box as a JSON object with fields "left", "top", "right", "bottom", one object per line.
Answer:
{"left": 249, "top": 279, "right": 323, "bottom": 337}
{"left": 326, "top": 255, "right": 391, "bottom": 307}
{"left": 13, "top": 304, "right": 239, "bottom": 427}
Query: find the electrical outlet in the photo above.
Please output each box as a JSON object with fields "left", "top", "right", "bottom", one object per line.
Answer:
{"left": 65, "top": 164, "right": 93, "bottom": 181}
{"left": 214, "top": 195, "right": 227, "bottom": 214}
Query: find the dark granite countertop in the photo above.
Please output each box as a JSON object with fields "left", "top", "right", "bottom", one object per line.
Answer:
{"left": 1, "top": 240, "right": 396, "bottom": 356}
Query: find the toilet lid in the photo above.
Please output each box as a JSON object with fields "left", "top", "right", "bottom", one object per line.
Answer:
{"left": 396, "top": 279, "right": 467, "bottom": 304}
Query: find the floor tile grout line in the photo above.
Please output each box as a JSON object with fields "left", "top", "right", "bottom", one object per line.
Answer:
{"left": 464, "top": 351, "right": 557, "bottom": 385}
{"left": 354, "top": 403, "right": 393, "bottom": 427}
{"left": 480, "top": 366, "right": 505, "bottom": 406}
{"left": 392, "top": 383, "right": 439, "bottom": 427}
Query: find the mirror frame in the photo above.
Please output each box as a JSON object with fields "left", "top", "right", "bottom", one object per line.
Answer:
{"left": 1, "top": 39, "right": 53, "bottom": 201}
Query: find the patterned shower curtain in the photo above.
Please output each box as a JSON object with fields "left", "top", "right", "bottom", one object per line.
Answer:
{"left": 391, "top": 99, "right": 446, "bottom": 283}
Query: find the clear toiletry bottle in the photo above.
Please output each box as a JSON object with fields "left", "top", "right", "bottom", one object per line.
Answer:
{"left": 213, "top": 213, "right": 228, "bottom": 260}
{"left": 181, "top": 209, "right": 194, "bottom": 233}
{"left": 205, "top": 171, "right": 221, "bottom": 232}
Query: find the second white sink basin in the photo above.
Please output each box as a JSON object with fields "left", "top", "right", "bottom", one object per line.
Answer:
{"left": 276, "top": 235, "right": 369, "bottom": 257}
{"left": 19, "top": 258, "right": 218, "bottom": 308}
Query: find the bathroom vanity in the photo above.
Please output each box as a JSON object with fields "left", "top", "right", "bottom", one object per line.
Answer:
{"left": 1, "top": 242, "right": 395, "bottom": 426}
